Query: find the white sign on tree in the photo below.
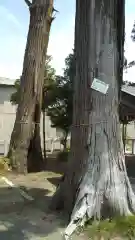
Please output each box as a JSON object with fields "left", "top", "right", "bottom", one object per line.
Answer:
{"left": 91, "top": 78, "right": 109, "bottom": 94}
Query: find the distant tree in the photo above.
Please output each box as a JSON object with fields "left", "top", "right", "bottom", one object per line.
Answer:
{"left": 121, "top": 22, "right": 135, "bottom": 85}
{"left": 123, "top": 57, "right": 135, "bottom": 85}
{"left": 47, "top": 76, "right": 72, "bottom": 149}
{"left": 42, "top": 56, "right": 56, "bottom": 161}
{"left": 10, "top": 79, "right": 21, "bottom": 105}
{"left": 131, "top": 20, "right": 135, "bottom": 41}
{"left": 46, "top": 53, "right": 75, "bottom": 150}
{"left": 124, "top": 59, "right": 135, "bottom": 71}
{"left": 122, "top": 21, "right": 135, "bottom": 78}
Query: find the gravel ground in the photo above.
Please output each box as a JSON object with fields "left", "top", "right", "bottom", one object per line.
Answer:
{"left": 0, "top": 172, "right": 87, "bottom": 240}
{"left": 0, "top": 171, "right": 134, "bottom": 240}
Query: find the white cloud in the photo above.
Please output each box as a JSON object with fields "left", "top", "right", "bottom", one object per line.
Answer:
{"left": 7, "top": 13, "right": 22, "bottom": 29}
{"left": 0, "top": 5, "right": 22, "bottom": 29}
{"left": 48, "top": 18, "right": 74, "bottom": 75}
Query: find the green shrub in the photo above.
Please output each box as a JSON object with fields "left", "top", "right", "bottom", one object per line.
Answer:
{"left": 57, "top": 149, "right": 69, "bottom": 162}
{"left": 0, "top": 157, "right": 11, "bottom": 172}
{"left": 85, "top": 215, "right": 135, "bottom": 239}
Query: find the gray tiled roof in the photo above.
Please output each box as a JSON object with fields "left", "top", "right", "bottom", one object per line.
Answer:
{"left": 0, "top": 77, "right": 135, "bottom": 97}
{"left": 122, "top": 85, "right": 135, "bottom": 97}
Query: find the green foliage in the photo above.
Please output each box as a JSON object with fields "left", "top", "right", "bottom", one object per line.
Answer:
{"left": 131, "top": 21, "right": 135, "bottom": 41}
{"left": 123, "top": 25, "right": 135, "bottom": 84}
{"left": 85, "top": 215, "right": 135, "bottom": 239}
{"left": 123, "top": 56, "right": 135, "bottom": 74}
{"left": 46, "top": 52, "right": 75, "bottom": 137}
{"left": 0, "top": 157, "right": 11, "bottom": 172}
{"left": 124, "top": 60, "right": 135, "bottom": 71}
{"left": 47, "top": 76, "right": 72, "bottom": 132}
{"left": 42, "top": 56, "right": 56, "bottom": 110}
{"left": 56, "top": 149, "right": 69, "bottom": 162}
{"left": 10, "top": 79, "right": 21, "bottom": 105}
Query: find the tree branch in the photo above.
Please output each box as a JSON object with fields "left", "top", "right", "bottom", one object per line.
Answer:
{"left": 24, "top": 0, "right": 32, "bottom": 7}
{"left": 52, "top": 8, "right": 59, "bottom": 13}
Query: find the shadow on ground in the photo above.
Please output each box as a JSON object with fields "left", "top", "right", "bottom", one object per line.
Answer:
{"left": 45, "top": 153, "right": 66, "bottom": 175}
{"left": 0, "top": 176, "right": 66, "bottom": 240}
{"left": 47, "top": 177, "right": 61, "bottom": 187}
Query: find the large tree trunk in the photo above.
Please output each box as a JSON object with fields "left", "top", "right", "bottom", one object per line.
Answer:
{"left": 51, "top": 0, "right": 135, "bottom": 238}
{"left": 8, "top": 0, "right": 53, "bottom": 173}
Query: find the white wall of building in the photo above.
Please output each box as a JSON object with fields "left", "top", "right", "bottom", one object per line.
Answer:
{"left": 0, "top": 85, "right": 61, "bottom": 155}
{"left": 1, "top": 83, "right": 135, "bottom": 156}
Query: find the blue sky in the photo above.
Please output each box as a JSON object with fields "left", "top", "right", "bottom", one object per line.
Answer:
{"left": 0, "top": 0, "right": 134, "bottom": 81}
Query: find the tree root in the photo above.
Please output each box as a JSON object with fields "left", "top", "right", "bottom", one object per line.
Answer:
{"left": 62, "top": 173, "right": 135, "bottom": 239}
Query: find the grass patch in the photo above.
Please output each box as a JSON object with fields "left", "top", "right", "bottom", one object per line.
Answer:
{"left": 84, "top": 215, "right": 135, "bottom": 239}
{"left": 0, "top": 157, "right": 11, "bottom": 173}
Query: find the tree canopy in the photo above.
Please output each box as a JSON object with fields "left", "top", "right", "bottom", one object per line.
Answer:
{"left": 46, "top": 53, "right": 75, "bottom": 138}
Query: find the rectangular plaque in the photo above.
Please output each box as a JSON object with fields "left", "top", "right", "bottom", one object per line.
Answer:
{"left": 91, "top": 78, "right": 109, "bottom": 94}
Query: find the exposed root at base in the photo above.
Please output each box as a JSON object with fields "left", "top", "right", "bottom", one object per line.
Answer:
{"left": 60, "top": 119, "right": 135, "bottom": 239}
{"left": 62, "top": 177, "right": 135, "bottom": 240}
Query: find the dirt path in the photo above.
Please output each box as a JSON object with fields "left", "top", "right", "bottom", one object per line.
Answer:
{"left": 0, "top": 171, "right": 87, "bottom": 240}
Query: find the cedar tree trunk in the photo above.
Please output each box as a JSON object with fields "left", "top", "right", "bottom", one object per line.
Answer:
{"left": 8, "top": 0, "right": 53, "bottom": 173}
{"left": 51, "top": 0, "right": 135, "bottom": 238}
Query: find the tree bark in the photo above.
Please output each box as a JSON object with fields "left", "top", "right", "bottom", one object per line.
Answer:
{"left": 51, "top": 0, "right": 135, "bottom": 238}
{"left": 8, "top": 0, "right": 53, "bottom": 173}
